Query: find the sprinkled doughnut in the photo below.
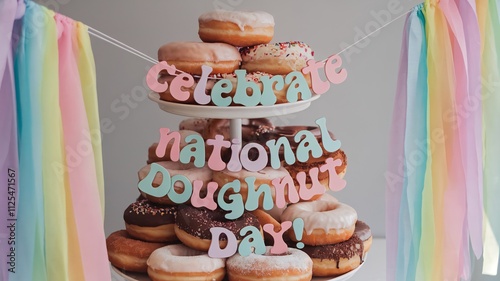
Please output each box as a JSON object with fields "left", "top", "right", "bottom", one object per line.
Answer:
{"left": 239, "top": 41, "right": 314, "bottom": 75}
{"left": 106, "top": 230, "right": 166, "bottom": 273}
{"left": 302, "top": 234, "right": 364, "bottom": 276}
{"left": 198, "top": 10, "right": 274, "bottom": 47}
{"left": 147, "top": 244, "right": 226, "bottom": 281}
{"left": 123, "top": 199, "right": 178, "bottom": 243}
{"left": 281, "top": 195, "right": 357, "bottom": 245}
{"left": 226, "top": 246, "right": 313, "bottom": 281}
{"left": 174, "top": 204, "right": 261, "bottom": 252}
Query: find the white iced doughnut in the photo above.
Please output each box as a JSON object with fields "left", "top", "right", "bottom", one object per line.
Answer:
{"left": 226, "top": 246, "right": 312, "bottom": 281}
{"left": 147, "top": 244, "right": 226, "bottom": 281}
{"left": 281, "top": 196, "right": 357, "bottom": 245}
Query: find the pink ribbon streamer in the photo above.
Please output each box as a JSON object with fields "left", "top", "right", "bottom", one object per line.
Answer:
{"left": 55, "top": 14, "right": 111, "bottom": 281}
{"left": 386, "top": 14, "right": 410, "bottom": 281}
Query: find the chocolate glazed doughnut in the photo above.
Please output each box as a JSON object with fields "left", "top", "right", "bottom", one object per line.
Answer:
{"left": 174, "top": 204, "right": 262, "bottom": 252}
{"left": 354, "top": 220, "right": 372, "bottom": 255}
{"left": 274, "top": 126, "right": 347, "bottom": 200}
{"left": 302, "top": 235, "right": 364, "bottom": 277}
{"left": 124, "top": 199, "right": 178, "bottom": 242}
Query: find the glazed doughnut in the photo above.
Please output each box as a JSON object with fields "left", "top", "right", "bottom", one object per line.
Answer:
{"left": 174, "top": 204, "right": 261, "bottom": 251}
{"left": 147, "top": 244, "right": 226, "bottom": 281}
{"left": 158, "top": 42, "right": 241, "bottom": 75}
{"left": 198, "top": 10, "right": 274, "bottom": 47}
{"left": 213, "top": 166, "right": 291, "bottom": 209}
{"left": 138, "top": 161, "right": 212, "bottom": 205}
{"left": 123, "top": 199, "right": 178, "bottom": 242}
{"left": 203, "top": 118, "right": 274, "bottom": 142}
{"left": 302, "top": 235, "right": 364, "bottom": 276}
{"left": 226, "top": 246, "right": 313, "bottom": 281}
{"left": 203, "top": 119, "right": 231, "bottom": 141}
{"left": 251, "top": 209, "right": 283, "bottom": 245}
{"left": 281, "top": 195, "right": 357, "bottom": 245}
{"left": 354, "top": 220, "right": 372, "bottom": 255}
{"left": 179, "top": 118, "right": 209, "bottom": 134}
{"left": 106, "top": 230, "right": 166, "bottom": 273}
{"left": 203, "top": 118, "right": 274, "bottom": 160}
{"left": 239, "top": 41, "right": 314, "bottom": 75}
{"left": 147, "top": 130, "right": 202, "bottom": 164}
{"left": 156, "top": 75, "right": 216, "bottom": 103}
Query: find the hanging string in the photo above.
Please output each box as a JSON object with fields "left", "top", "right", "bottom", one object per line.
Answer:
{"left": 87, "top": 8, "right": 413, "bottom": 66}
{"left": 333, "top": 9, "right": 413, "bottom": 58}
{"left": 87, "top": 27, "right": 157, "bottom": 64}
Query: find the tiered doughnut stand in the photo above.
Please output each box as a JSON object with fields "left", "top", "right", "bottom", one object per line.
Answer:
{"left": 110, "top": 92, "right": 365, "bottom": 281}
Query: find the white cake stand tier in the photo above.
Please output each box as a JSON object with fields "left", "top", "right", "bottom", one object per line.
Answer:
{"left": 112, "top": 258, "right": 366, "bottom": 281}
{"left": 148, "top": 92, "right": 322, "bottom": 119}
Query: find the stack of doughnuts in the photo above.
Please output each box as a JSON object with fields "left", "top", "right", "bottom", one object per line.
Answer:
{"left": 107, "top": 9, "right": 372, "bottom": 281}
{"left": 156, "top": 10, "right": 316, "bottom": 105}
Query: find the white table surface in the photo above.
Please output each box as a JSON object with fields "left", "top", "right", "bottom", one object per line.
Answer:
{"left": 111, "top": 238, "right": 386, "bottom": 281}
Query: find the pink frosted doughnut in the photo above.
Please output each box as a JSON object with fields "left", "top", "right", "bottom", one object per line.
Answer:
{"left": 226, "top": 246, "right": 312, "bottom": 281}
{"left": 147, "top": 244, "right": 226, "bottom": 281}
{"left": 281, "top": 195, "right": 357, "bottom": 245}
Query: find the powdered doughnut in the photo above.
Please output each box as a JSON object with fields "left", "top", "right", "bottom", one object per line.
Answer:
{"left": 158, "top": 42, "right": 241, "bottom": 75}
{"left": 302, "top": 235, "right": 364, "bottom": 276}
{"left": 106, "top": 230, "right": 166, "bottom": 273}
{"left": 138, "top": 161, "right": 212, "bottom": 205}
{"left": 174, "top": 205, "right": 261, "bottom": 251}
{"left": 123, "top": 199, "right": 177, "bottom": 242}
{"left": 355, "top": 220, "right": 372, "bottom": 255}
{"left": 239, "top": 41, "right": 314, "bottom": 75}
{"left": 226, "top": 246, "right": 313, "bottom": 281}
{"left": 147, "top": 130, "right": 202, "bottom": 164}
{"left": 147, "top": 244, "right": 226, "bottom": 281}
{"left": 281, "top": 196, "right": 357, "bottom": 245}
{"left": 198, "top": 10, "right": 274, "bottom": 47}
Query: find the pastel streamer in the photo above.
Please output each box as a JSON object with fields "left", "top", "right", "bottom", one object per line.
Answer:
{"left": 436, "top": 1, "right": 472, "bottom": 280}
{"left": 11, "top": 1, "right": 48, "bottom": 280}
{"left": 390, "top": 0, "right": 500, "bottom": 279}
{"left": 56, "top": 14, "right": 111, "bottom": 280}
{"left": 386, "top": 10, "right": 410, "bottom": 281}
{"left": 0, "top": 0, "right": 23, "bottom": 280}
{"left": 480, "top": 0, "right": 500, "bottom": 275}
{"left": 37, "top": 7, "right": 72, "bottom": 281}
{"left": 400, "top": 6, "right": 427, "bottom": 281}
{"left": 75, "top": 22, "right": 106, "bottom": 216}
